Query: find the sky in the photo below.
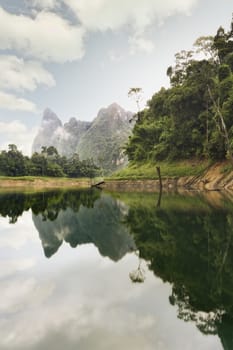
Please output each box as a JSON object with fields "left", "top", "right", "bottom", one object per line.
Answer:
{"left": 0, "top": 0, "right": 232, "bottom": 155}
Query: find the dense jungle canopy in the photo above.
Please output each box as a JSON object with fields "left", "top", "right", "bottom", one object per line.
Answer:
{"left": 126, "top": 15, "right": 233, "bottom": 163}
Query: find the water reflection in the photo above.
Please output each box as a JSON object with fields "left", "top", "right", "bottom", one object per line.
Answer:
{"left": 33, "top": 192, "right": 135, "bottom": 261}
{"left": 0, "top": 189, "right": 233, "bottom": 348}
{"left": 123, "top": 191, "right": 233, "bottom": 349}
{"left": 0, "top": 189, "right": 100, "bottom": 223}
{"left": 0, "top": 190, "right": 135, "bottom": 261}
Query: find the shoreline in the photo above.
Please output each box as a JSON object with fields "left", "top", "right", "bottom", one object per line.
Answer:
{"left": 1, "top": 162, "right": 233, "bottom": 192}
{"left": 0, "top": 177, "right": 91, "bottom": 191}
{"left": 103, "top": 162, "right": 233, "bottom": 192}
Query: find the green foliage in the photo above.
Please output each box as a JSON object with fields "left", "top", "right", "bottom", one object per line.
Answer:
{"left": 0, "top": 145, "right": 26, "bottom": 176}
{"left": 218, "top": 64, "right": 231, "bottom": 81}
{"left": 0, "top": 189, "right": 101, "bottom": 224}
{"left": 0, "top": 190, "right": 135, "bottom": 262}
{"left": 124, "top": 192, "right": 233, "bottom": 337}
{"left": 125, "top": 15, "right": 233, "bottom": 165}
{"left": 224, "top": 52, "right": 233, "bottom": 72}
{"left": 0, "top": 145, "right": 99, "bottom": 178}
{"left": 213, "top": 24, "right": 233, "bottom": 63}
{"left": 113, "top": 160, "right": 210, "bottom": 180}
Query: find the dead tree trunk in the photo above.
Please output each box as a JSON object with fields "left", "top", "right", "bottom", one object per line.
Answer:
{"left": 156, "top": 166, "right": 163, "bottom": 207}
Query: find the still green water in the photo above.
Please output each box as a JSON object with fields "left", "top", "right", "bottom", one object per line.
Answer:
{"left": 0, "top": 188, "right": 233, "bottom": 349}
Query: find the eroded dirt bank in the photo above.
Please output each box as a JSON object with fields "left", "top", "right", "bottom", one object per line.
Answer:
{"left": 1, "top": 162, "right": 233, "bottom": 193}
{"left": 0, "top": 178, "right": 90, "bottom": 191}
{"left": 103, "top": 162, "right": 233, "bottom": 192}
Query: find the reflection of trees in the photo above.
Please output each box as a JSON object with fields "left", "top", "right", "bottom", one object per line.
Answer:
{"left": 33, "top": 194, "right": 136, "bottom": 261}
{"left": 125, "top": 195, "right": 233, "bottom": 344}
{"left": 0, "top": 189, "right": 101, "bottom": 223}
{"left": 0, "top": 193, "right": 31, "bottom": 223}
{"left": 129, "top": 251, "right": 146, "bottom": 283}
{"left": 0, "top": 190, "right": 136, "bottom": 262}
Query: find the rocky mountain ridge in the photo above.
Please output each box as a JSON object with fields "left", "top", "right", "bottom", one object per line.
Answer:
{"left": 32, "top": 103, "right": 133, "bottom": 172}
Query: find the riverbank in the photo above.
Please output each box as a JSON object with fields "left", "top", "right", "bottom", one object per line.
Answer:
{"left": 0, "top": 176, "right": 91, "bottom": 191}
{"left": 1, "top": 161, "right": 233, "bottom": 192}
{"left": 103, "top": 161, "right": 233, "bottom": 192}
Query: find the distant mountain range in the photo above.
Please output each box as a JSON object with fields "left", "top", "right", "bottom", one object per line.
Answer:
{"left": 32, "top": 103, "right": 134, "bottom": 173}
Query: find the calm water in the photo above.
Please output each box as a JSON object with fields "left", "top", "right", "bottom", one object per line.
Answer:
{"left": 0, "top": 188, "right": 233, "bottom": 349}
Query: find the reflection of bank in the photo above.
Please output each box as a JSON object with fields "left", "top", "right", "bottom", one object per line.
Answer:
{"left": 218, "top": 314, "right": 233, "bottom": 350}
{"left": 33, "top": 193, "right": 136, "bottom": 261}
{"left": 124, "top": 192, "right": 233, "bottom": 349}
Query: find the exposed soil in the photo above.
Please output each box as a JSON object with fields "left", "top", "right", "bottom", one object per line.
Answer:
{"left": 1, "top": 162, "right": 233, "bottom": 193}
{"left": 0, "top": 178, "right": 90, "bottom": 191}
{"left": 179, "top": 161, "right": 233, "bottom": 190}
{"left": 102, "top": 162, "right": 233, "bottom": 192}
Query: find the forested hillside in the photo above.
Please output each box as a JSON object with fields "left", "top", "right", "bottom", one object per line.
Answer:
{"left": 0, "top": 144, "right": 99, "bottom": 178}
{"left": 33, "top": 103, "right": 133, "bottom": 173}
{"left": 125, "top": 16, "right": 233, "bottom": 163}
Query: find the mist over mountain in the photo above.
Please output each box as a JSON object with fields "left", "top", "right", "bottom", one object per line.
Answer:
{"left": 32, "top": 103, "right": 133, "bottom": 172}
{"left": 32, "top": 108, "right": 91, "bottom": 158}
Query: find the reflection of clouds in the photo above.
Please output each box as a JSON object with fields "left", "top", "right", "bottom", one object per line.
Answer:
{"left": 0, "top": 278, "right": 55, "bottom": 349}
{"left": 0, "top": 249, "right": 221, "bottom": 350}
{"left": 0, "top": 212, "right": 37, "bottom": 249}
{"left": 0, "top": 277, "right": 54, "bottom": 314}
{"left": 0, "top": 215, "right": 222, "bottom": 350}
{"left": 0, "top": 258, "right": 35, "bottom": 278}
{"left": 0, "top": 280, "right": 156, "bottom": 349}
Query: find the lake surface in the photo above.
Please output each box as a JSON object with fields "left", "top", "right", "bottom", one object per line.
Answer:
{"left": 0, "top": 188, "right": 233, "bottom": 349}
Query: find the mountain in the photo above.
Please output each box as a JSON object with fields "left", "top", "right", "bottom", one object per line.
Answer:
{"left": 32, "top": 103, "right": 133, "bottom": 172}
{"left": 77, "top": 103, "right": 133, "bottom": 172}
{"left": 32, "top": 108, "right": 91, "bottom": 157}
{"left": 32, "top": 108, "right": 62, "bottom": 153}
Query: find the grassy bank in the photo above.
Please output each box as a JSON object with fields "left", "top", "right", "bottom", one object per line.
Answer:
{"left": 0, "top": 176, "right": 91, "bottom": 190}
{"left": 0, "top": 176, "right": 88, "bottom": 182}
{"left": 110, "top": 160, "right": 211, "bottom": 180}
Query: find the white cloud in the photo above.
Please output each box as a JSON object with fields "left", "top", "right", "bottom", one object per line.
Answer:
{"left": 0, "top": 0, "right": 199, "bottom": 67}
{"left": 0, "top": 120, "right": 28, "bottom": 135}
{"left": 0, "top": 56, "right": 55, "bottom": 92}
{"left": 129, "top": 35, "right": 155, "bottom": 54}
{"left": 0, "top": 0, "right": 200, "bottom": 118}
{"left": 0, "top": 212, "right": 38, "bottom": 248}
{"left": 61, "top": 0, "right": 199, "bottom": 56}
{"left": 0, "top": 249, "right": 221, "bottom": 350}
{"left": 0, "top": 277, "right": 54, "bottom": 314}
{"left": 0, "top": 120, "right": 38, "bottom": 155}
{"left": 63, "top": 0, "right": 198, "bottom": 32}
{"left": 0, "top": 259, "right": 35, "bottom": 279}
{"left": 0, "top": 91, "right": 37, "bottom": 112}
{"left": 0, "top": 7, "right": 85, "bottom": 63}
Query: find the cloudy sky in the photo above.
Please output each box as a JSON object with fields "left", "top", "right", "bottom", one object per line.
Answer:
{"left": 0, "top": 0, "right": 232, "bottom": 154}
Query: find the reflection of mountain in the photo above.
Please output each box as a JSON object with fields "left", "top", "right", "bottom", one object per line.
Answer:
{"left": 123, "top": 192, "right": 233, "bottom": 349}
{"left": 0, "top": 189, "right": 135, "bottom": 261}
{"left": 33, "top": 194, "right": 136, "bottom": 261}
